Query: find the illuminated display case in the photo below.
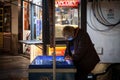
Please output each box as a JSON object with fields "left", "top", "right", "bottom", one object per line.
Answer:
{"left": 29, "top": 56, "right": 76, "bottom": 80}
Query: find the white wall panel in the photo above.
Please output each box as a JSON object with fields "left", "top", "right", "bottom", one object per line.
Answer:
{"left": 87, "top": 1, "right": 120, "bottom": 63}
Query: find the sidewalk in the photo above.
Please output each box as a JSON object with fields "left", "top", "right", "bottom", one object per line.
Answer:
{"left": 0, "top": 55, "right": 30, "bottom": 80}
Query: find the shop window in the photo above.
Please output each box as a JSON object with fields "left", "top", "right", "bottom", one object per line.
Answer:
{"left": 22, "top": 0, "right": 43, "bottom": 56}
{"left": 23, "top": 0, "right": 42, "bottom": 41}
{"left": 55, "top": 1, "right": 79, "bottom": 39}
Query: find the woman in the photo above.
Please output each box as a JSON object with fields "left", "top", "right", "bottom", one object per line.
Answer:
{"left": 62, "top": 26, "right": 100, "bottom": 80}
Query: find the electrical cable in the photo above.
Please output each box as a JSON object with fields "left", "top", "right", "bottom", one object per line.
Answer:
{"left": 97, "top": 0, "right": 120, "bottom": 26}
{"left": 98, "top": 0, "right": 120, "bottom": 26}
{"left": 92, "top": 0, "right": 112, "bottom": 26}
{"left": 97, "top": 0, "right": 113, "bottom": 25}
{"left": 92, "top": 0, "right": 120, "bottom": 26}
{"left": 94, "top": 0, "right": 109, "bottom": 25}
{"left": 87, "top": 2, "right": 116, "bottom": 32}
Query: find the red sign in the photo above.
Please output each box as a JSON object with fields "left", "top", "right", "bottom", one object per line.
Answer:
{"left": 55, "top": 0, "right": 80, "bottom": 8}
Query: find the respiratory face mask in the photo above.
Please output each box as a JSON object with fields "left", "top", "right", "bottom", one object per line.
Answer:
{"left": 67, "top": 37, "right": 73, "bottom": 41}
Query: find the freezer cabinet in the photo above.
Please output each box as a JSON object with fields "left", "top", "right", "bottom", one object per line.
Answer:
{"left": 29, "top": 56, "right": 76, "bottom": 80}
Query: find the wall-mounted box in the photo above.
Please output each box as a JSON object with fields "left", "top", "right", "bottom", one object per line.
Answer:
{"left": 95, "top": 47, "right": 103, "bottom": 55}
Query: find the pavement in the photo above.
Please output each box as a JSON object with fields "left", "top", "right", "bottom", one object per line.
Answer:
{"left": 0, "top": 54, "right": 30, "bottom": 80}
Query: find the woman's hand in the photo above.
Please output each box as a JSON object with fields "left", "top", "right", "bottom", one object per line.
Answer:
{"left": 64, "top": 55, "right": 72, "bottom": 60}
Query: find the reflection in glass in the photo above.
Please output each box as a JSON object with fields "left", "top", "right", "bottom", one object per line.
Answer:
{"left": 55, "top": 7, "right": 78, "bottom": 39}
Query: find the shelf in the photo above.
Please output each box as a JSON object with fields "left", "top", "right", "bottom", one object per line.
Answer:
{"left": 19, "top": 40, "right": 43, "bottom": 45}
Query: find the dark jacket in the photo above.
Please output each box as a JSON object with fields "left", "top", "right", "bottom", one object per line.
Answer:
{"left": 65, "top": 29, "right": 100, "bottom": 73}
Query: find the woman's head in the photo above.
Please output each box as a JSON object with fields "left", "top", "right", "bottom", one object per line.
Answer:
{"left": 62, "top": 26, "right": 75, "bottom": 41}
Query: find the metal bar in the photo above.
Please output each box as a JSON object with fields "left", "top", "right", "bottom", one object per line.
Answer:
{"left": 31, "top": 2, "right": 34, "bottom": 40}
{"left": 48, "top": 0, "right": 56, "bottom": 79}
{"left": 81, "top": 0, "right": 87, "bottom": 32}
{"left": 42, "top": 0, "right": 50, "bottom": 55}
{"left": 50, "top": 0, "right": 56, "bottom": 79}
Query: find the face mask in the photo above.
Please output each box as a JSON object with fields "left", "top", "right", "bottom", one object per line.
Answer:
{"left": 67, "top": 37, "right": 73, "bottom": 41}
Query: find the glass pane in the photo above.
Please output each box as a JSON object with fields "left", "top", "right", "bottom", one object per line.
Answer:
{"left": 22, "top": 0, "right": 43, "bottom": 57}
{"left": 31, "top": 0, "right": 42, "bottom": 40}
{"left": 55, "top": 7, "right": 78, "bottom": 39}
{"left": 55, "top": 0, "right": 80, "bottom": 39}
{"left": 23, "top": 0, "right": 42, "bottom": 40}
